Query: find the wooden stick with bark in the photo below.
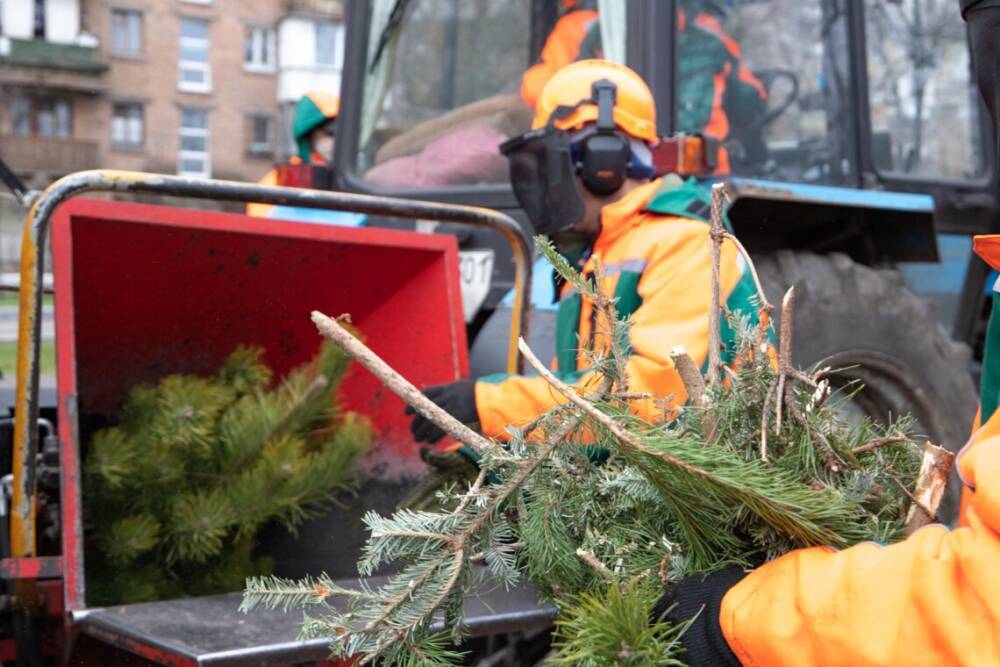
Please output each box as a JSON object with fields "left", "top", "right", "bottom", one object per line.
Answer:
{"left": 311, "top": 310, "right": 493, "bottom": 454}
{"left": 905, "top": 442, "right": 955, "bottom": 534}
{"left": 707, "top": 183, "right": 728, "bottom": 388}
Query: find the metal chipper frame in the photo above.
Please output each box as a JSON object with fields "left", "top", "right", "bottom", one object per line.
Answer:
{"left": 6, "top": 170, "right": 552, "bottom": 665}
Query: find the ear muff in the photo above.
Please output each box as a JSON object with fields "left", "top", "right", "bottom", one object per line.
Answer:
{"left": 578, "top": 133, "right": 630, "bottom": 195}
{"left": 576, "top": 79, "right": 630, "bottom": 196}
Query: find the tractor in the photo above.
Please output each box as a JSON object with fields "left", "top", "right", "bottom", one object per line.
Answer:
{"left": 0, "top": 0, "right": 996, "bottom": 664}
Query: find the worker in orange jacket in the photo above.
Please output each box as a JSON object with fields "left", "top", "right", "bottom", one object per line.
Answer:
{"left": 407, "top": 60, "right": 764, "bottom": 445}
{"left": 247, "top": 90, "right": 339, "bottom": 217}
{"left": 653, "top": 236, "right": 1000, "bottom": 666}
{"left": 521, "top": 1, "right": 766, "bottom": 175}
{"left": 520, "top": 0, "right": 599, "bottom": 109}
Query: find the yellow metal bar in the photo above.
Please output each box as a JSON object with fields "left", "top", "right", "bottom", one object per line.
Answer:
{"left": 11, "top": 194, "right": 44, "bottom": 608}
{"left": 504, "top": 226, "right": 530, "bottom": 374}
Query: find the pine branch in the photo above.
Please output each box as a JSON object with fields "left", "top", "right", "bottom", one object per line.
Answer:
{"left": 518, "top": 337, "right": 854, "bottom": 549}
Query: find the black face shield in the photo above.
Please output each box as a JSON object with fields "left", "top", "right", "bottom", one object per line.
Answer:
{"left": 499, "top": 126, "right": 586, "bottom": 237}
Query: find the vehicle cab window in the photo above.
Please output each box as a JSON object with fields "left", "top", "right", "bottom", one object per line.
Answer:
{"left": 354, "top": 0, "right": 633, "bottom": 192}
{"left": 356, "top": 0, "right": 535, "bottom": 189}
{"left": 865, "top": 0, "right": 986, "bottom": 181}
{"left": 673, "top": 0, "right": 856, "bottom": 185}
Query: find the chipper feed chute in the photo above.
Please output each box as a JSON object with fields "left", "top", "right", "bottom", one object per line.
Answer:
{"left": 6, "top": 171, "right": 547, "bottom": 665}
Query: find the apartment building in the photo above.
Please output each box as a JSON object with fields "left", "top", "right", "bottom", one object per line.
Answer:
{"left": 0, "top": 0, "right": 346, "bottom": 189}
{"left": 0, "top": 0, "right": 106, "bottom": 188}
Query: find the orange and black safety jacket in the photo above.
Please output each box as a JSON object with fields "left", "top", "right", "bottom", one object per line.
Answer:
{"left": 718, "top": 235, "right": 1000, "bottom": 666}
{"left": 474, "top": 177, "right": 765, "bottom": 439}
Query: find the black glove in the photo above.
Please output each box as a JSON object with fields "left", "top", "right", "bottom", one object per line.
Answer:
{"left": 652, "top": 565, "right": 748, "bottom": 667}
{"left": 405, "top": 380, "right": 478, "bottom": 444}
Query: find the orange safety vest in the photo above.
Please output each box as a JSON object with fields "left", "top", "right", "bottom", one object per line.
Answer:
{"left": 474, "top": 178, "right": 754, "bottom": 439}
{"left": 719, "top": 237, "right": 1000, "bottom": 666}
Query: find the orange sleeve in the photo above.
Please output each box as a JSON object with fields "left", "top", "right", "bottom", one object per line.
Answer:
{"left": 520, "top": 10, "right": 599, "bottom": 108}
{"left": 475, "top": 221, "right": 743, "bottom": 439}
{"left": 245, "top": 168, "right": 279, "bottom": 217}
{"left": 720, "top": 430, "right": 1000, "bottom": 666}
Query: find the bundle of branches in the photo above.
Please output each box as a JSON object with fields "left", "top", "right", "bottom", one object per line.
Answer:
{"left": 85, "top": 342, "right": 371, "bottom": 606}
{"left": 243, "top": 190, "right": 951, "bottom": 666}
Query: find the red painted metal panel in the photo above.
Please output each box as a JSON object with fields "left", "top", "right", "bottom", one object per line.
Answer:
{"left": 0, "top": 556, "right": 63, "bottom": 580}
{"left": 50, "top": 198, "right": 468, "bottom": 612}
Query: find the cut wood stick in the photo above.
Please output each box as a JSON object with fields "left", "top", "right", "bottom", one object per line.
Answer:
{"left": 671, "top": 345, "right": 718, "bottom": 443}
{"left": 851, "top": 435, "right": 910, "bottom": 456}
{"left": 774, "top": 286, "right": 796, "bottom": 434}
{"left": 311, "top": 310, "right": 493, "bottom": 454}
{"left": 905, "top": 441, "right": 955, "bottom": 534}
{"left": 670, "top": 345, "right": 706, "bottom": 406}
{"left": 576, "top": 548, "right": 613, "bottom": 579}
{"left": 707, "top": 183, "right": 727, "bottom": 387}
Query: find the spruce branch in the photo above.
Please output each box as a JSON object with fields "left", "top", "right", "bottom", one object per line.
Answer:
{"left": 311, "top": 310, "right": 493, "bottom": 454}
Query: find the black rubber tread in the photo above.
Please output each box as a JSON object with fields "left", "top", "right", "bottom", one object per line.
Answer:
{"left": 754, "top": 251, "right": 977, "bottom": 522}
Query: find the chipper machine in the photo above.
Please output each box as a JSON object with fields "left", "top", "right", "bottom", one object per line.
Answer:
{"left": 0, "top": 170, "right": 552, "bottom": 664}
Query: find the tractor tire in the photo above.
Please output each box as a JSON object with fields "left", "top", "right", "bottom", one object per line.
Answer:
{"left": 754, "top": 251, "right": 977, "bottom": 522}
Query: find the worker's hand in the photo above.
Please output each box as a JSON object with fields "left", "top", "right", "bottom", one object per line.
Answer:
{"left": 405, "top": 380, "right": 478, "bottom": 443}
{"left": 652, "top": 565, "right": 747, "bottom": 667}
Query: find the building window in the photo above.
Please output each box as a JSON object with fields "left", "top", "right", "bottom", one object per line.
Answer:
{"left": 178, "top": 108, "right": 210, "bottom": 177}
{"left": 315, "top": 22, "right": 342, "bottom": 67}
{"left": 178, "top": 17, "right": 210, "bottom": 93}
{"left": 112, "top": 102, "right": 144, "bottom": 148}
{"left": 11, "top": 97, "right": 31, "bottom": 136}
{"left": 33, "top": 0, "right": 45, "bottom": 38}
{"left": 10, "top": 95, "right": 71, "bottom": 138}
{"left": 111, "top": 8, "right": 142, "bottom": 57}
{"left": 243, "top": 25, "right": 274, "bottom": 72}
{"left": 246, "top": 114, "right": 274, "bottom": 156}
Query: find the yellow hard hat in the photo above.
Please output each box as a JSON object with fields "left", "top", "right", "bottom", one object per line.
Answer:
{"left": 531, "top": 59, "right": 658, "bottom": 142}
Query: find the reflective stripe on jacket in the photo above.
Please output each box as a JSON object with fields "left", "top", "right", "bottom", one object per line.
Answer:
{"left": 474, "top": 177, "right": 763, "bottom": 439}
{"left": 719, "top": 235, "right": 1000, "bottom": 666}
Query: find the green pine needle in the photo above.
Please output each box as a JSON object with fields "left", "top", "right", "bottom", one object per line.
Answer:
{"left": 219, "top": 345, "right": 273, "bottom": 395}
{"left": 84, "top": 342, "right": 369, "bottom": 605}
{"left": 102, "top": 514, "right": 161, "bottom": 565}
{"left": 550, "top": 579, "right": 689, "bottom": 666}
{"left": 85, "top": 428, "right": 138, "bottom": 492}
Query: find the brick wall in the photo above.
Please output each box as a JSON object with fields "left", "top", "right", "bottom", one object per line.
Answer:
{"left": 92, "top": 0, "right": 282, "bottom": 181}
